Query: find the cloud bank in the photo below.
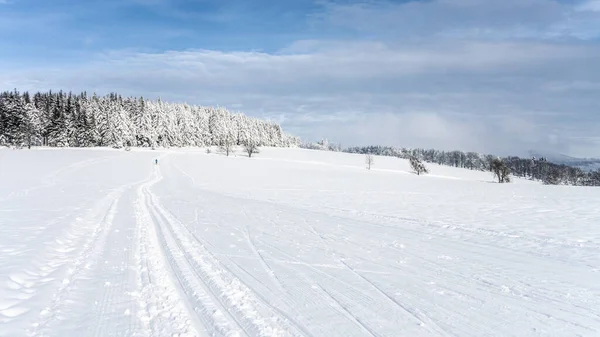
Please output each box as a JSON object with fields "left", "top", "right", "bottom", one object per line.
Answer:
{"left": 2, "top": 0, "right": 600, "bottom": 157}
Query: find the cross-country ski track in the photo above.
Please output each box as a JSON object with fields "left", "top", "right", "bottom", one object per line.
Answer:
{"left": 0, "top": 147, "right": 599, "bottom": 336}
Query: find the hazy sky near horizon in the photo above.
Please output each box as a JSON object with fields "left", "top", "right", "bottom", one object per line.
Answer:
{"left": 1, "top": 0, "right": 600, "bottom": 157}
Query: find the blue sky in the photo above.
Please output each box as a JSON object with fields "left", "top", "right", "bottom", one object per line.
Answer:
{"left": 2, "top": 0, "right": 600, "bottom": 157}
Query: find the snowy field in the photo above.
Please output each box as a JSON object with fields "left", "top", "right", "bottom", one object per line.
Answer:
{"left": 0, "top": 146, "right": 599, "bottom": 337}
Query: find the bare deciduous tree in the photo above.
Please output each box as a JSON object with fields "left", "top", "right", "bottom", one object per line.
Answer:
{"left": 244, "top": 141, "right": 260, "bottom": 158}
{"left": 219, "top": 137, "right": 235, "bottom": 156}
{"left": 365, "top": 153, "right": 374, "bottom": 170}
{"left": 491, "top": 158, "right": 511, "bottom": 183}
{"left": 409, "top": 155, "right": 429, "bottom": 175}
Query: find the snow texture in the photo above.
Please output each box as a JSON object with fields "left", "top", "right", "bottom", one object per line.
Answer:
{"left": 0, "top": 146, "right": 598, "bottom": 336}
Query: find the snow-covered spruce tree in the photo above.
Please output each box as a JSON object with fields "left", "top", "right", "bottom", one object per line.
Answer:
{"left": 22, "top": 103, "right": 43, "bottom": 148}
{"left": 0, "top": 92, "right": 45, "bottom": 148}
{"left": 0, "top": 90, "right": 298, "bottom": 150}
{"left": 0, "top": 94, "right": 27, "bottom": 147}
{"left": 409, "top": 155, "right": 429, "bottom": 175}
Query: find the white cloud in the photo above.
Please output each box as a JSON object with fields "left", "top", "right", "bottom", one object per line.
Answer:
{"left": 311, "top": 0, "right": 600, "bottom": 40}
{"left": 2, "top": 0, "right": 600, "bottom": 157}
{"left": 4, "top": 38, "right": 599, "bottom": 156}
{"left": 577, "top": 0, "right": 600, "bottom": 12}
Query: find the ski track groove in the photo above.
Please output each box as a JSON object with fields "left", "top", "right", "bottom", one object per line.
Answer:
{"left": 246, "top": 236, "right": 374, "bottom": 337}
{"left": 254, "top": 240, "right": 386, "bottom": 326}
{"left": 218, "top": 260, "right": 317, "bottom": 337}
{"left": 135, "top": 164, "right": 208, "bottom": 337}
{"left": 339, "top": 260, "right": 449, "bottom": 337}
{"left": 196, "top": 222, "right": 378, "bottom": 337}
{"left": 385, "top": 236, "right": 600, "bottom": 331}
{"left": 89, "top": 262, "right": 124, "bottom": 337}
{"left": 329, "top": 216, "right": 598, "bottom": 335}
{"left": 256, "top": 239, "right": 368, "bottom": 296}
{"left": 133, "top": 183, "right": 158, "bottom": 337}
{"left": 218, "top": 239, "right": 354, "bottom": 336}
{"left": 146, "top": 183, "right": 305, "bottom": 337}
{"left": 164, "top": 162, "right": 317, "bottom": 336}
{"left": 85, "top": 193, "right": 142, "bottom": 337}
{"left": 171, "top": 160, "right": 358, "bottom": 336}
{"left": 240, "top": 207, "right": 291, "bottom": 295}
{"left": 318, "top": 284, "right": 381, "bottom": 337}
{"left": 298, "top": 209, "right": 596, "bottom": 322}
{"left": 255, "top": 235, "right": 457, "bottom": 336}
{"left": 144, "top": 185, "right": 246, "bottom": 337}
{"left": 183, "top": 219, "right": 317, "bottom": 337}
{"left": 27, "top": 189, "right": 123, "bottom": 337}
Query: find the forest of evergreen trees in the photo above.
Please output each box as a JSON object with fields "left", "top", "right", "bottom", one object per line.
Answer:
{"left": 0, "top": 90, "right": 299, "bottom": 149}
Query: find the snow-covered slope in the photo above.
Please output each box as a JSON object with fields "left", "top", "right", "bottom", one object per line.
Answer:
{"left": 1, "top": 147, "right": 598, "bottom": 337}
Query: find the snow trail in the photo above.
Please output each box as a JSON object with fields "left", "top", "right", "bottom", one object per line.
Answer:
{"left": 27, "top": 191, "right": 122, "bottom": 337}
{"left": 145, "top": 166, "right": 305, "bottom": 337}
{"left": 135, "top": 164, "right": 212, "bottom": 337}
{"left": 1, "top": 147, "right": 599, "bottom": 336}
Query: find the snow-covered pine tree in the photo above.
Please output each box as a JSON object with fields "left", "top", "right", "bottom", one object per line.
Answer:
{"left": 194, "top": 106, "right": 211, "bottom": 146}
{"left": 46, "top": 95, "right": 71, "bottom": 147}
{"left": 409, "top": 155, "right": 429, "bottom": 175}
{"left": 1, "top": 93, "right": 27, "bottom": 147}
{"left": 0, "top": 90, "right": 299, "bottom": 150}
{"left": 23, "top": 103, "right": 42, "bottom": 148}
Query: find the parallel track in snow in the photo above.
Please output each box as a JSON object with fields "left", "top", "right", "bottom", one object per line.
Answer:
{"left": 26, "top": 190, "right": 123, "bottom": 337}
{"left": 138, "top": 163, "right": 307, "bottom": 337}
{"left": 2, "top": 149, "right": 599, "bottom": 337}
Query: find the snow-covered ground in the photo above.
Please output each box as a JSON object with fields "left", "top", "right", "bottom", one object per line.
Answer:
{"left": 1, "top": 146, "right": 598, "bottom": 337}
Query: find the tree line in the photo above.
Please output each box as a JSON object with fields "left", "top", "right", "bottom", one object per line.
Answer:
{"left": 0, "top": 89, "right": 299, "bottom": 150}
{"left": 304, "top": 139, "right": 600, "bottom": 186}
{"left": 3, "top": 89, "right": 598, "bottom": 186}
{"left": 344, "top": 145, "right": 600, "bottom": 186}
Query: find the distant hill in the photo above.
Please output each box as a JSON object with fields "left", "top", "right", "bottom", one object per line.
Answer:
{"left": 528, "top": 150, "right": 600, "bottom": 172}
